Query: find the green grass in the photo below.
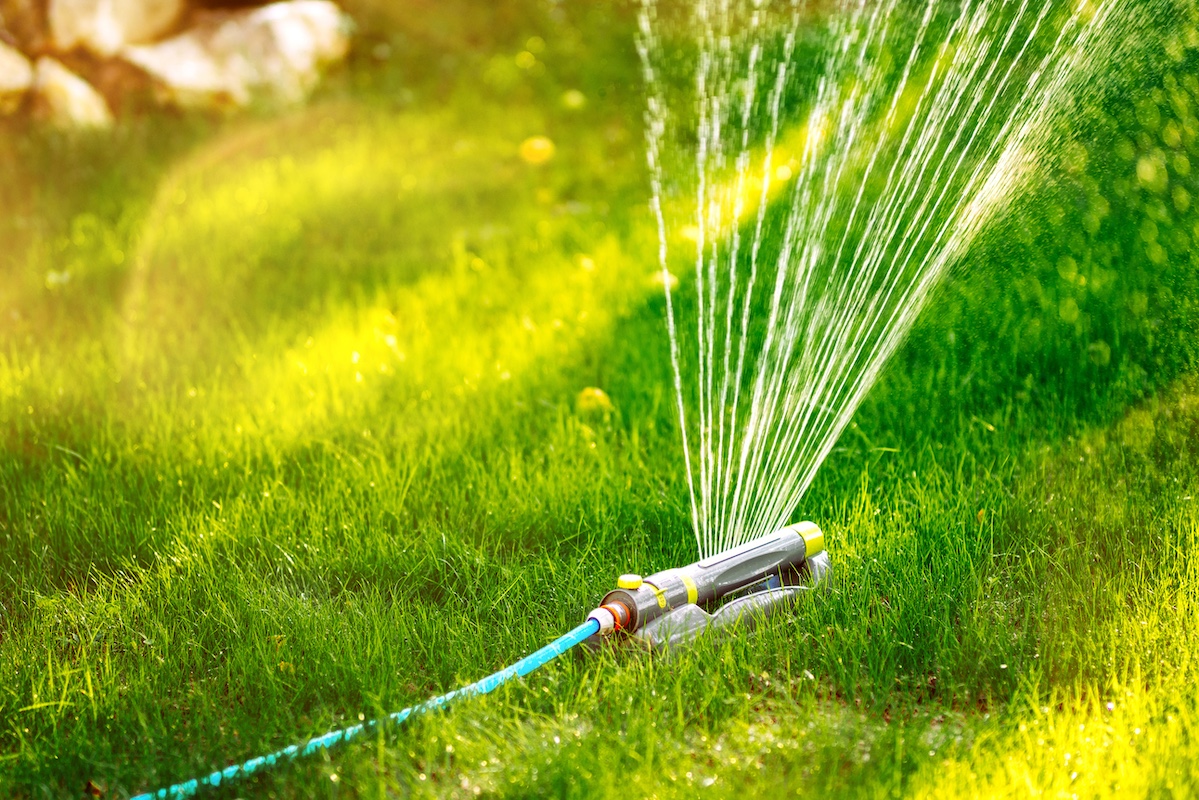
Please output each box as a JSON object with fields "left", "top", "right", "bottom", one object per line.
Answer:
{"left": 2, "top": 2, "right": 1199, "bottom": 797}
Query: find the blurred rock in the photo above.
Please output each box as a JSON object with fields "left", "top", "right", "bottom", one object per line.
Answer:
{"left": 55, "top": 50, "right": 157, "bottom": 114}
{"left": 49, "top": 0, "right": 185, "bottom": 56}
{"left": 122, "top": 0, "right": 350, "bottom": 109}
{"left": 0, "top": 40, "right": 33, "bottom": 113}
{"left": 33, "top": 56, "right": 113, "bottom": 127}
{"left": 0, "top": 0, "right": 48, "bottom": 51}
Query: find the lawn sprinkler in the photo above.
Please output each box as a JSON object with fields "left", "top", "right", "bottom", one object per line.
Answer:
{"left": 586, "top": 521, "right": 830, "bottom": 650}
{"left": 133, "top": 523, "right": 829, "bottom": 799}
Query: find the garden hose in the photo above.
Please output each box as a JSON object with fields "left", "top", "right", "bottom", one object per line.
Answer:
{"left": 134, "top": 523, "right": 828, "bottom": 799}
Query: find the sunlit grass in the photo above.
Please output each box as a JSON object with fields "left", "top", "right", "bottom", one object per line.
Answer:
{"left": 1, "top": 2, "right": 1198, "bottom": 798}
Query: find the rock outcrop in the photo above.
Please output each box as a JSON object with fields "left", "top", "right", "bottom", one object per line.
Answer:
{"left": 0, "top": 0, "right": 350, "bottom": 126}
{"left": 33, "top": 56, "right": 113, "bottom": 127}
{"left": 0, "top": 0, "right": 48, "bottom": 51}
{"left": 48, "top": 0, "right": 185, "bottom": 56}
{"left": 123, "top": 0, "right": 349, "bottom": 108}
{"left": 0, "top": 40, "right": 33, "bottom": 113}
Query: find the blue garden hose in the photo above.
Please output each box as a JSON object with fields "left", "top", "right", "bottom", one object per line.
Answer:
{"left": 133, "top": 619, "right": 600, "bottom": 800}
{"left": 134, "top": 524, "right": 829, "bottom": 798}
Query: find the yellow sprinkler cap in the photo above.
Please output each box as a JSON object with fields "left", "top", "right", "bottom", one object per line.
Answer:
{"left": 792, "top": 521, "right": 825, "bottom": 558}
{"left": 617, "top": 573, "right": 643, "bottom": 590}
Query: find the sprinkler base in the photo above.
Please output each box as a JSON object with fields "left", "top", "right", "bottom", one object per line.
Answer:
{"left": 585, "top": 523, "right": 831, "bottom": 652}
{"left": 628, "top": 549, "right": 831, "bottom": 651}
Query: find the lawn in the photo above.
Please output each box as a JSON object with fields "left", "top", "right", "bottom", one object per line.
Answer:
{"left": 2, "top": 1, "right": 1199, "bottom": 798}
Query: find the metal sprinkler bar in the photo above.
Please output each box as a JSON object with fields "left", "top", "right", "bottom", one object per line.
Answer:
{"left": 587, "top": 521, "right": 830, "bottom": 650}
{"left": 134, "top": 524, "right": 828, "bottom": 799}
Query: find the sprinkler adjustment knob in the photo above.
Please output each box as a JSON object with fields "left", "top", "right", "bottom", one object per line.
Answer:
{"left": 617, "top": 574, "right": 643, "bottom": 590}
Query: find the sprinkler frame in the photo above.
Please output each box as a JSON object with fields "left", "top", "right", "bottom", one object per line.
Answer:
{"left": 587, "top": 521, "right": 829, "bottom": 650}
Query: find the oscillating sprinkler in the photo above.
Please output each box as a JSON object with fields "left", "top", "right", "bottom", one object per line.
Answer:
{"left": 134, "top": 523, "right": 829, "bottom": 799}
{"left": 587, "top": 521, "right": 830, "bottom": 650}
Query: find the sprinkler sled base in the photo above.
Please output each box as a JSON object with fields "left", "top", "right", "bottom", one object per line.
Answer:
{"left": 586, "top": 522, "right": 831, "bottom": 651}
{"left": 631, "top": 549, "right": 830, "bottom": 650}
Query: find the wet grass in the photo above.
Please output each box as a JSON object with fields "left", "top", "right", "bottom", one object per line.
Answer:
{"left": 2, "top": 1, "right": 1199, "bottom": 797}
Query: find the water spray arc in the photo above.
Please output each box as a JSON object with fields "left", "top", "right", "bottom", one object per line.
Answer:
{"left": 639, "top": 0, "right": 1130, "bottom": 559}
{"left": 133, "top": 526, "right": 829, "bottom": 799}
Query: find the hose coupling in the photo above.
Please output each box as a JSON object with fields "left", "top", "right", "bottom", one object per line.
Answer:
{"left": 586, "top": 602, "right": 631, "bottom": 634}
